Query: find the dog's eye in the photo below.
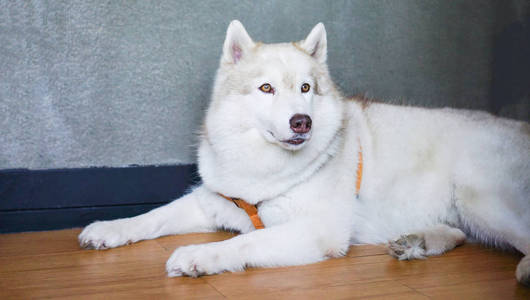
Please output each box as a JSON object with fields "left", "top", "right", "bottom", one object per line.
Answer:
{"left": 259, "top": 83, "right": 273, "bottom": 94}
{"left": 301, "top": 83, "right": 311, "bottom": 93}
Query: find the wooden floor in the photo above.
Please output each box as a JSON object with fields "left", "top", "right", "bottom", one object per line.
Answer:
{"left": 0, "top": 229, "right": 528, "bottom": 299}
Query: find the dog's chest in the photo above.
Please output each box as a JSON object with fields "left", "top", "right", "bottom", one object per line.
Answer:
{"left": 257, "top": 152, "right": 359, "bottom": 227}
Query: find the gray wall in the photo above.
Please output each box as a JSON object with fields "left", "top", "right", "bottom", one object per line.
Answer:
{"left": 1, "top": 0, "right": 528, "bottom": 170}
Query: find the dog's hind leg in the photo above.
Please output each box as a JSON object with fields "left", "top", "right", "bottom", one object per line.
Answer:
{"left": 454, "top": 184, "right": 530, "bottom": 285}
{"left": 388, "top": 224, "right": 466, "bottom": 260}
{"left": 78, "top": 185, "right": 255, "bottom": 250}
{"left": 517, "top": 255, "right": 530, "bottom": 286}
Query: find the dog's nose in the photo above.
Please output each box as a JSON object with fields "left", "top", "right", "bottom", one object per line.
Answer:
{"left": 289, "top": 114, "right": 312, "bottom": 133}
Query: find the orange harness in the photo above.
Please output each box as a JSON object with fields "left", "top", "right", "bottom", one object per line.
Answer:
{"left": 220, "top": 144, "right": 363, "bottom": 230}
{"left": 218, "top": 194, "right": 265, "bottom": 229}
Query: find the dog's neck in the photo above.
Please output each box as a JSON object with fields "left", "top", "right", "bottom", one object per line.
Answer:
{"left": 198, "top": 119, "right": 346, "bottom": 204}
{"left": 218, "top": 137, "right": 363, "bottom": 229}
{"left": 199, "top": 125, "right": 343, "bottom": 204}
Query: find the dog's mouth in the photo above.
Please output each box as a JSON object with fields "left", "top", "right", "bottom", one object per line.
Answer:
{"left": 282, "top": 137, "right": 307, "bottom": 145}
{"left": 266, "top": 130, "right": 310, "bottom": 150}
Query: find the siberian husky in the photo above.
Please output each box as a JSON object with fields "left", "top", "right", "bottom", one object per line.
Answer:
{"left": 79, "top": 20, "right": 530, "bottom": 285}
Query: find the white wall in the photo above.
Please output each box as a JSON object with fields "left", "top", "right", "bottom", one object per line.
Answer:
{"left": 1, "top": 0, "right": 528, "bottom": 169}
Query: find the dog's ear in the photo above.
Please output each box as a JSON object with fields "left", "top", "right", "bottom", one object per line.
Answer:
{"left": 222, "top": 20, "right": 255, "bottom": 64}
{"left": 300, "top": 23, "right": 327, "bottom": 63}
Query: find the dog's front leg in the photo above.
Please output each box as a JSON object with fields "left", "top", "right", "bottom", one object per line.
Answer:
{"left": 166, "top": 218, "right": 349, "bottom": 277}
{"left": 79, "top": 185, "right": 249, "bottom": 249}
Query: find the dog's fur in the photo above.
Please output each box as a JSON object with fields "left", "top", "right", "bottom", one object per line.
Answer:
{"left": 79, "top": 21, "right": 530, "bottom": 284}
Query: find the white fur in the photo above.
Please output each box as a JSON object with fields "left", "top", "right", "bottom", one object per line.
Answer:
{"left": 79, "top": 20, "right": 530, "bottom": 284}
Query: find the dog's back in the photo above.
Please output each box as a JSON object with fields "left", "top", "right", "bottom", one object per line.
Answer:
{"left": 359, "top": 101, "right": 529, "bottom": 248}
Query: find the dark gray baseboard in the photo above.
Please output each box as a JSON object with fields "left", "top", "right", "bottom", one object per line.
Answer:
{"left": 0, "top": 164, "right": 199, "bottom": 233}
{"left": 0, "top": 204, "right": 167, "bottom": 233}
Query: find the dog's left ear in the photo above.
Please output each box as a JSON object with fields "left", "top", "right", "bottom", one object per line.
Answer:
{"left": 222, "top": 20, "right": 255, "bottom": 64}
{"left": 300, "top": 23, "right": 327, "bottom": 63}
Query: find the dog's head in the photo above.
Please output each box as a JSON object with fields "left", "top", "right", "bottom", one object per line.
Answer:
{"left": 199, "top": 21, "right": 344, "bottom": 197}
{"left": 206, "top": 20, "right": 340, "bottom": 152}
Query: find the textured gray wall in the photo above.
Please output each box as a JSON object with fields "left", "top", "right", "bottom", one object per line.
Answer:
{"left": 1, "top": 0, "right": 528, "bottom": 170}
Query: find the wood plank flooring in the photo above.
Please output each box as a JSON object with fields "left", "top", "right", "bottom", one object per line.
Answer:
{"left": 0, "top": 229, "right": 528, "bottom": 299}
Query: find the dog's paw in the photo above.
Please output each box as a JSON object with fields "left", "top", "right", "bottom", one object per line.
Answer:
{"left": 516, "top": 255, "right": 530, "bottom": 286}
{"left": 166, "top": 244, "right": 243, "bottom": 277}
{"left": 78, "top": 220, "right": 132, "bottom": 250}
{"left": 388, "top": 234, "right": 426, "bottom": 260}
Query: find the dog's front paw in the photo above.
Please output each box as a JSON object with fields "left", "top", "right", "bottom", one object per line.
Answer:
{"left": 388, "top": 234, "right": 426, "bottom": 260}
{"left": 78, "top": 220, "right": 132, "bottom": 250}
{"left": 166, "top": 244, "right": 243, "bottom": 277}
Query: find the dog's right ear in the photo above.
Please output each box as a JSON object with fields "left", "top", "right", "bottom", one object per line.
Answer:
{"left": 222, "top": 20, "right": 255, "bottom": 64}
{"left": 300, "top": 23, "right": 327, "bottom": 64}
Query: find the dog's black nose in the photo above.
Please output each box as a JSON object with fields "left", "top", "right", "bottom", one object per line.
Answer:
{"left": 289, "top": 114, "right": 312, "bottom": 134}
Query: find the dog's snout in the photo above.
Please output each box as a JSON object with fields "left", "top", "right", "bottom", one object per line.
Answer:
{"left": 289, "top": 114, "right": 312, "bottom": 133}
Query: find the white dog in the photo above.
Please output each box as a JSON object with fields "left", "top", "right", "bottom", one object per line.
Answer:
{"left": 79, "top": 20, "right": 530, "bottom": 285}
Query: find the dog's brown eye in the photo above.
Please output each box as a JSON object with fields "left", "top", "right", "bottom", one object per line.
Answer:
{"left": 301, "top": 83, "right": 311, "bottom": 93}
{"left": 259, "top": 83, "right": 273, "bottom": 93}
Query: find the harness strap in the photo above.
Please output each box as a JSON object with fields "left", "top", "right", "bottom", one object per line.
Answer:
{"left": 355, "top": 144, "right": 363, "bottom": 197}
{"left": 218, "top": 193, "right": 265, "bottom": 230}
